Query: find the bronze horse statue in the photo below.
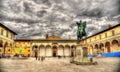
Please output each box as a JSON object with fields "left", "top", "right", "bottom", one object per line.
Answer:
{"left": 76, "top": 20, "right": 86, "bottom": 43}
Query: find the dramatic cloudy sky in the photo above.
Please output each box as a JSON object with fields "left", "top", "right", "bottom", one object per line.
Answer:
{"left": 0, "top": 0, "right": 120, "bottom": 39}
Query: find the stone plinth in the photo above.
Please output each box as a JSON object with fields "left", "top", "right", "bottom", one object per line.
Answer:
{"left": 72, "top": 44, "right": 97, "bottom": 65}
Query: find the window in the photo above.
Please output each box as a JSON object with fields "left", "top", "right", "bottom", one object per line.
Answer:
{"left": 99, "top": 35, "right": 101, "bottom": 39}
{"left": 6, "top": 31, "right": 8, "bottom": 37}
{"left": 105, "top": 33, "right": 107, "bottom": 38}
{"left": 112, "top": 30, "right": 115, "bottom": 36}
{"left": 11, "top": 34, "right": 13, "bottom": 39}
{"left": 90, "top": 39, "right": 91, "bottom": 42}
{"left": 1, "top": 29, "right": 3, "bottom": 35}
{"left": 95, "top": 37, "right": 96, "bottom": 40}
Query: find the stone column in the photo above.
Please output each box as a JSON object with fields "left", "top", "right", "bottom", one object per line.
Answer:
{"left": 3, "top": 43, "right": 5, "bottom": 54}
{"left": 63, "top": 47, "right": 65, "bottom": 57}
{"left": 69, "top": 47, "right": 71, "bottom": 56}
{"left": 12, "top": 42, "right": 14, "bottom": 56}
{"left": 45, "top": 47, "right": 46, "bottom": 57}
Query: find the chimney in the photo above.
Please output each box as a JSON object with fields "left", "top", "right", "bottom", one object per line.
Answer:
{"left": 46, "top": 34, "right": 48, "bottom": 39}
{"left": 108, "top": 24, "right": 112, "bottom": 28}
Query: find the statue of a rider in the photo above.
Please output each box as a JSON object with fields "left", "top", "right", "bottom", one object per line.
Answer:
{"left": 76, "top": 20, "right": 86, "bottom": 43}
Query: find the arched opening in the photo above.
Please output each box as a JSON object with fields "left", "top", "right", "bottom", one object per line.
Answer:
{"left": 0, "top": 40, "right": 3, "bottom": 47}
{"left": 112, "top": 40, "right": 119, "bottom": 51}
{"left": 52, "top": 46, "right": 57, "bottom": 57}
{"left": 32, "top": 45, "right": 38, "bottom": 57}
{"left": 39, "top": 45, "right": 45, "bottom": 49}
{"left": 4, "top": 42, "right": 12, "bottom": 55}
{"left": 46, "top": 45, "right": 51, "bottom": 48}
{"left": 46, "top": 45, "right": 52, "bottom": 56}
{"left": 94, "top": 44, "right": 99, "bottom": 54}
{"left": 83, "top": 47, "right": 88, "bottom": 57}
{"left": 71, "top": 45, "right": 76, "bottom": 57}
{"left": 65, "top": 45, "right": 70, "bottom": 56}
{"left": 39, "top": 45, "right": 45, "bottom": 56}
{"left": 99, "top": 43, "right": 104, "bottom": 53}
{"left": 4, "top": 42, "right": 8, "bottom": 54}
{"left": 58, "top": 45, "right": 64, "bottom": 56}
{"left": 105, "top": 42, "right": 111, "bottom": 53}
{"left": 90, "top": 45, "right": 93, "bottom": 54}
{"left": 0, "top": 40, "right": 3, "bottom": 53}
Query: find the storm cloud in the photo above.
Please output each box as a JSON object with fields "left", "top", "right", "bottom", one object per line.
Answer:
{"left": 0, "top": 0, "right": 119, "bottom": 39}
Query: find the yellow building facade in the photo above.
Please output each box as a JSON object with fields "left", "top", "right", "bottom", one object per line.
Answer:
{"left": 0, "top": 23, "right": 17, "bottom": 56}
{"left": 10, "top": 24, "right": 120, "bottom": 57}
{"left": 0, "top": 23, "right": 120, "bottom": 57}
{"left": 82, "top": 24, "right": 120, "bottom": 56}
{"left": 14, "top": 36, "right": 77, "bottom": 57}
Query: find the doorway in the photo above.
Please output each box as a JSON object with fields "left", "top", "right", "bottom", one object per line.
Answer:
{"left": 105, "top": 42, "right": 111, "bottom": 53}
{"left": 52, "top": 46, "right": 57, "bottom": 57}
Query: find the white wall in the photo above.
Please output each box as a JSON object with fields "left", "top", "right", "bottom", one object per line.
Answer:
{"left": 64, "top": 47, "right": 70, "bottom": 56}
{"left": 46, "top": 47, "right": 52, "bottom": 56}
{"left": 58, "top": 47, "right": 64, "bottom": 56}
{"left": 40, "top": 48, "right": 45, "bottom": 56}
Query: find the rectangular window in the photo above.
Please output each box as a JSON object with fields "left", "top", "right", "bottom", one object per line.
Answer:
{"left": 95, "top": 37, "right": 96, "bottom": 39}
{"left": 11, "top": 34, "right": 13, "bottom": 39}
{"left": 112, "top": 30, "right": 115, "bottom": 36}
{"left": 99, "top": 35, "right": 101, "bottom": 39}
{"left": 1, "top": 29, "right": 3, "bottom": 35}
{"left": 105, "top": 33, "right": 107, "bottom": 38}
{"left": 6, "top": 31, "right": 8, "bottom": 37}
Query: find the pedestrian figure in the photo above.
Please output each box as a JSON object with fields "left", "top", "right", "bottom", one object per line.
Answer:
{"left": 41, "top": 56, "right": 44, "bottom": 62}
{"left": 89, "top": 56, "right": 93, "bottom": 63}
{"left": 70, "top": 56, "right": 74, "bottom": 62}
{"left": 38, "top": 53, "right": 40, "bottom": 61}
{"left": 35, "top": 51, "right": 38, "bottom": 60}
{"left": 0, "top": 53, "right": 2, "bottom": 59}
{"left": 38, "top": 56, "right": 40, "bottom": 61}
{"left": 43, "top": 56, "right": 45, "bottom": 60}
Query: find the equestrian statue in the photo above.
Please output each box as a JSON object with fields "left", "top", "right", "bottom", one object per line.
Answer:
{"left": 76, "top": 20, "right": 86, "bottom": 43}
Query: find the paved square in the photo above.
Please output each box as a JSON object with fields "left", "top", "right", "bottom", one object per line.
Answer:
{"left": 0, "top": 57, "right": 120, "bottom": 72}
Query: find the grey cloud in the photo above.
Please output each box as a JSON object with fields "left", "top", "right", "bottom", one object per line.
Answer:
{"left": 0, "top": 0, "right": 119, "bottom": 39}
{"left": 33, "top": 0, "right": 51, "bottom": 6}
{"left": 79, "top": 9, "right": 103, "bottom": 18}
{"left": 23, "top": 2, "right": 35, "bottom": 15}
{"left": 36, "top": 10, "right": 47, "bottom": 17}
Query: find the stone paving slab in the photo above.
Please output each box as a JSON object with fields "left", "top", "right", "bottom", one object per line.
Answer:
{"left": 0, "top": 57, "right": 120, "bottom": 72}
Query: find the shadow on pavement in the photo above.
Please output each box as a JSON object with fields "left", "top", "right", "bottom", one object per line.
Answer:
{"left": 116, "top": 58, "right": 120, "bottom": 72}
{"left": 0, "top": 61, "right": 4, "bottom": 72}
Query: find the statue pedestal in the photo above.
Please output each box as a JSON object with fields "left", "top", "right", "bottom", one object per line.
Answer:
{"left": 74, "top": 45, "right": 89, "bottom": 62}
{"left": 71, "top": 44, "right": 97, "bottom": 65}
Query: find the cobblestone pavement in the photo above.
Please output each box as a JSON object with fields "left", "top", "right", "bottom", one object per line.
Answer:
{"left": 0, "top": 57, "right": 120, "bottom": 72}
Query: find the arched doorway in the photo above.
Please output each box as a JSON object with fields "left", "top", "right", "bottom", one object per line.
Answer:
{"left": 71, "top": 45, "right": 76, "bottom": 57}
{"left": 4, "top": 42, "right": 12, "bottom": 55}
{"left": 112, "top": 40, "right": 119, "bottom": 51}
{"left": 46, "top": 45, "right": 52, "bottom": 57}
{"left": 90, "top": 45, "right": 93, "bottom": 54}
{"left": 105, "top": 42, "right": 111, "bottom": 53}
{"left": 0, "top": 40, "right": 3, "bottom": 54}
{"left": 83, "top": 47, "right": 88, "bottom": 57}
{"left": 99, "top": 43, "right": 104, "bottom": 53}
{"left": 32, "top": 45, "right": 38, "bottom": 57}
{"left": 39, "top": 45, "right": 45, "bottom": 56}
{"left": 58, "top": 45, "right": 64, "bottom": 56}
{"left": 52, "top": 46, "right": 57, "bottom": 57}
{"left": 65, "top": 45, "right": 70, "bottom": 56}
{"left": 94, "top": 44, "right": 99, "bottom": 54}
